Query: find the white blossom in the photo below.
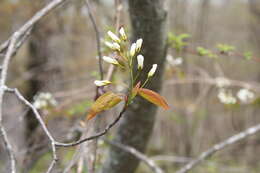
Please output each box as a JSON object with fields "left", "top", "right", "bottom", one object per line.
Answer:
{"left": 215, "top": 77, "right": 231, "bottom": 88}
{"left": 107, "top": 31, "right": 121, "bottom": 43}
{"left": 148, "top": 64, "right": 158, "bottom": 77}
{"left": 136, "top": 38, "right": 143, "bottom": 52}
{"left": 237, "top": 88, "right": 255, "bottom": 104}
{"left": 33, "top": 92, "right": 57, "bottom": 109}
{"left": 102, "top": 56, "right": 119, "bottom": 65}
{"left": 94, "top": 80, "right": 111, "bottom": 87}
{"left": 130, "top": 43, "right": 137, "bottom": 57}
{"left": 167, "top": 55, "right": 183, "bottom": 66}
{"left": 119, "top": 27, "right": 127, "bottom": 41}
{"left": 137, "top": 54, "right": 144, "bottom": 70}
{"left": 217, "top": 89, "right": 237, "bottom": 105}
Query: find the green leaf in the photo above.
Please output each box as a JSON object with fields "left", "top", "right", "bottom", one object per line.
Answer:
{"left": 217, "top": 44, "right": 235, "bottom": 53}
{"left": 244, "top": 51, "right": 252, "bottom": 60}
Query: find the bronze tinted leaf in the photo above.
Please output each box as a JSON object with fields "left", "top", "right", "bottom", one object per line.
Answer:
{"left": 86, "top": 92, "right": 122, "bottom": 121}
{"left": 138, "top": 88, "right": 170, "bottom": 110}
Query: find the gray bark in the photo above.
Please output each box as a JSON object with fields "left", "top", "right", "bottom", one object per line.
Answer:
{"left": 101, "top": 0, "right": 167, "bottom": 173}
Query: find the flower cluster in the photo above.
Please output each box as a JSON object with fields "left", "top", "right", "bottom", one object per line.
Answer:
{"left": 237, "top": 88, "right": 255, "bottom": 104}
{"left": 166, "top": 55, "right": 183, "bottom": 66}
{"left": 217, "top": 89, "right": 237, "bottom": 105}
{"left": 86, "top": 27, "right": 169, "bottom": 121}
{"left": 33, "top": 92, "right": 57, "bottom": 109}
{"left": 215, "top": 76, "right": 255, "bottom": 105}
{"left": 217, "top": 88, "right": 255, "bottom": 105}
{"left": 95, "top": 27, "right": 157, "bottom": 89}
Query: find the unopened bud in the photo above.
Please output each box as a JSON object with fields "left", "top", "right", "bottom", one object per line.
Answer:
{"left": 148, "top": 64, "right": 157, "bottom": 77}
{"left": 102, "top": 56, "right": 119, "bottom": 65}
{"left": 137, "top": 55, "right": 144, "bottom": 70}
{"left": 107, "top": 31, "right": 121, "bottom": 43}
{"left": 94, "top": 80, "right": 111, "bottom": 87}
{"left": 105, "top": 41, "right": 120, "bottom": 51}
{"left": 119, "top": 27, "right": 127, "bottom": 41}
{"left": 130, "top": 43, "right": 137, "bottom": 57}
{"left": 136, "top": 38, "right": 143, "bottom": 52}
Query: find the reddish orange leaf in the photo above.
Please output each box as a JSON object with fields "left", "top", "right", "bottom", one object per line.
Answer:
{"left": 86, "top": 92, "right": 122, "bottom": 121}
{"left": 138, "top": 88, "right": 170, "bottom": 110}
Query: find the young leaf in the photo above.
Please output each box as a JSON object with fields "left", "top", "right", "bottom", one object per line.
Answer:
{"left": 86, "top": 92, "right": 123, "bottom": 121}
{"left": 138, "top": 88, "right": 170, "bottom": 110}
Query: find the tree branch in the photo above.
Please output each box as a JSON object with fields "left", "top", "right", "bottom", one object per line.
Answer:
{"left": 176, "top": 123, "right": 260, "bottom": 173}
{"left": 0, "top": 0, "right": 69, "bottom": 55}
{"left": 0, "top": 33, "right": 19, "bottom": 173}
{"left": 104, "top": 139, "right": 164, "bottom": 173}
{"left": 84, "top": 0, "right": 103, "bottom": 80}
{"left": 6, "top": 87, "right": 127, "bottom": 171}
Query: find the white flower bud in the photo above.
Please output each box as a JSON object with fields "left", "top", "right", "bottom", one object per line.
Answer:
{"left": 112, "top": 42, "right": 121, "bottom": 51}
{"left": 102, "top": 56, "right": 119, "bottom": 65}
{"left": 130, "top": 43, "right": 137, "bottom": 57}
{"left": 148, "top": 64, "right": 158, "bottom": 77}
{"left": 119, "top": 27, "right": 127, "bottom": 41}
{"left": 136, "top": 38, "right": 143, "bottom": 52}
{"left": 137, "top": 54, "right": 144, "bottom": 70}
{"left": 105, "top": 41, "right": 120, "bottom": 51}
{"left": 107, "top": 31, "right": 121, "bottom": 43}
{"left": 94, "top": 80, "right": 111, "bottom": 87}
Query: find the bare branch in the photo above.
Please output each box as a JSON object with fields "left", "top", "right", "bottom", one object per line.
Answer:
{"left": 151, "top": 155, "right": 192, "bottom": 164}
{"left": 0, "top": 33, "right": 20, "bottom": 173}
{"left": 55, "top": 106, "right": 127, "bottom": 147}
{"left": 0, "top": 0, "right": 129, "bottom": 172}
{"left": 6, "top": 87, "right": 127, "bottom": 171}
{"left": 104, "top": 139, "right": 164, "bottom": 173}
{"left": 0, "top": 0, "right": 69, "bottom": 54}
{"left": 85, "top": 0, "right": 103, "bottom": 80}
{"left": 176, "top": 123, "right": 260, "bottom": 173}
{"left": 6, "top": 87, "right": 58, "bottom": 172}
{"left": 0, "top": 126, "right": 16, "bottom": 173}
{"left": 166, "top": 77, "right": 260, "bottom": 92}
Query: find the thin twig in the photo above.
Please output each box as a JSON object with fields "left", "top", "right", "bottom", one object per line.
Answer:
{"left": 176, "top": 123, "right": 260, "bottom": 173}
{"left": 0, "top": 0, "right": 69, "bottom": 54}
{"left": 0, "top": 0, "right": 129, "bottom": 172}
{"left": 151, "top": 155, "right": 192, "bottom": 163}
{"left": 6, "top": 88, "right": 58, "bottom": 172}
{"left": 104, "top": 139, "right": 164, "bottom": 173}
{"left": 183, "top": 47, "right": 260, "bottom": 63}
{"left": 85, "top": 0, "right": 103, "bottom": 80}
{"left": 105, "top": 0, "right": 123, "bottom": 81}
{"left": 5, "top": 87, "right": 127, "bottom": 170}
{"left": 55, "top": 106, "right": 127, "bottom": 147}
{"left": 166, "top": 77, "right": 260, "bottom": 92}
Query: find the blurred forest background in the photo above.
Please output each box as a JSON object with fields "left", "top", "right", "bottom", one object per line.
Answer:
{"left": 1, "top": 0, "right": 260, "bottom": 172}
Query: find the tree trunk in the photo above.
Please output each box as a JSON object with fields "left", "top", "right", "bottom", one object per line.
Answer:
{"left": 101, "top": 1, "right": 167, "bottom": 173}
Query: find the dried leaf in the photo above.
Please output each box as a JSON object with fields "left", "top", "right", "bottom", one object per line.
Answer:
{"left": 86, "top": 92, "right": 122, "bottom": 121}
{"left": 138, "top": 88, "right": 170, "bottom": 110}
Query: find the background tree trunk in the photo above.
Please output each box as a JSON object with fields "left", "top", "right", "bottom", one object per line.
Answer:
{"left": 101, "top": 0, "right": 167, "bottom": 173}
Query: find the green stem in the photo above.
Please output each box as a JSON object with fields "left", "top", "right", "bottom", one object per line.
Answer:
{"left": 141, "top": 77, "right": 150, "bottom": 88}
{"left": 133, "top": 70, "right": 141, "bottom": 84}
